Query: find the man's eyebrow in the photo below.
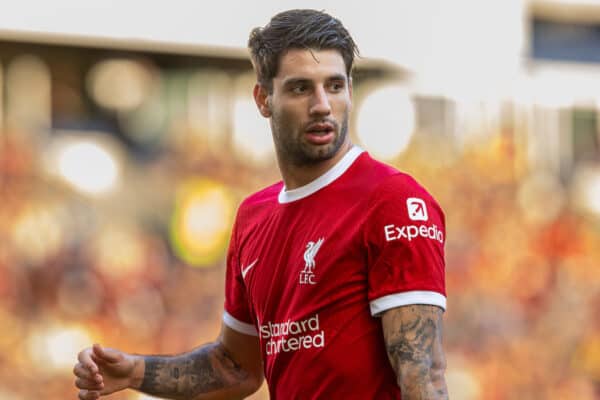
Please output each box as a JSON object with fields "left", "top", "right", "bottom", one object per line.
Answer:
{"left": 282, "top": 77, "right": 311, "bottom": 87}
{"left": 282, "top": 74, "right": 347, "bottom": 87}
{"left": 328, "top": 74, "right": 348, "bottom": 82}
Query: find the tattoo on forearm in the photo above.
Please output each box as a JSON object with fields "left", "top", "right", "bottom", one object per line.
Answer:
{"left": 384, "top": 305, "right": 448, "bottom": 399}
{"left": 387, "top": 314, "right": 435, "bottom": 365}
{"left": 140, "top": 343, "right": 249, "bottom": 398}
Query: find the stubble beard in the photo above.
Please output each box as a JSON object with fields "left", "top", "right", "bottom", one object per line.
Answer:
{"left": 271, "top": 110, "right": 350, "bottom": 167}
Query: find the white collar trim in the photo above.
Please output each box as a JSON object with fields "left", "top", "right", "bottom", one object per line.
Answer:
{"left": 278, "top": 145, "right": 364, "bottom": 204}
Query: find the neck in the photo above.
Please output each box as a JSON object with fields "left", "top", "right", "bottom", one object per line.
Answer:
{"left": 278, "top": 141, "right": 354, "bottom": 190}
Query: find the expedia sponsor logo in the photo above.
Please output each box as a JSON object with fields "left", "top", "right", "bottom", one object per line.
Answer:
{"left": 384, "top": 223, "right": 444, "bottom": 244}
{"left": 407, "top": 197, "right": 428, "bottom": 221}
{"left": 260, "top": 314, "right": 325, "bottom": 355}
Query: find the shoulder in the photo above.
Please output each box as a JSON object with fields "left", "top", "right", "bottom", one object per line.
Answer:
{"left": 340, "top": 152, "right": 443, "bottom": 212}
{"left": 373, "top": 172, "right": 438, "bottom": 202}
{"left": 239, "top": 181, "right": 283, "bottom": 210}
{"left": 339, "top": 152, "right": 399, "bottom": 196}
{"left": 233, "top": 181, "right": 283, "bottom": 231}
{"left": 365, "top": 168, "right": 445, "bottom": 222}
{"left": 349, "top": 152, "right": 399, "bottom": 183}
{"left": 355, "top": 153, "right": 437, "bottom": 199}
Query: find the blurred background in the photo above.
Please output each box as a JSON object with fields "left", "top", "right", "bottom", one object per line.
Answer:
{"left": 0, "top": 0, "right": 599, "bottom": 399}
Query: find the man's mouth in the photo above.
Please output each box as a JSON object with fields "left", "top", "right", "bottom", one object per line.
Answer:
{"left": 306, "top": 122, "right": 335, "bottom": 136}
{"left": 304, "top": 122, "right": 336, "bottom": 144}
{"left": 304, "top": 122, "right": 335, "bottom": 145}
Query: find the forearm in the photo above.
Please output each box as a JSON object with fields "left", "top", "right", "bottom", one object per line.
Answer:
{"left": 133, "top": 342, "right": 258, "bottom": 400}
{"left": 383, "top": 305, "right": 448, "bottom": 400}
{"left": 394, "top": 362, "right": 448, "bottom": 400}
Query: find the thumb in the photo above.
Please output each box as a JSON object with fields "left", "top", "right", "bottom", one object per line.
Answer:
{"left": 92, "top": 343, "right": 122, "bottom": 364}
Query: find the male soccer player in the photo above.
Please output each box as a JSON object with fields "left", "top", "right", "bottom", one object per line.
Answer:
{"left": 74, "top": 9, "right": 448, "bottom": 400}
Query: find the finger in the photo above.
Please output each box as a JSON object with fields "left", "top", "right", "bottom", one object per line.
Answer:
{"left": 92, "top": 343, "right": 122, "bottom": 364}
{"left": 73, "top": 363, "right": 92, "bottom": 379}
{"left": 73, "top": 363, "right": 103, "bottom": 382}
{"left": 79, "top": 389, "right": 100, "bottom": 400}
{"left": 75, "top": 377, "right": 104, "bottom": 391}
{"left": 78, "top": 348, "right": 99, "bottom": 375}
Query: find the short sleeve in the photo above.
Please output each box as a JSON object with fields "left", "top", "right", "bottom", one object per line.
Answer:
{"left": 363, "top": 174, "right": 446, "bottom": 316}
{"left": 223, "top": 216, "right": 259, "bottom": 336}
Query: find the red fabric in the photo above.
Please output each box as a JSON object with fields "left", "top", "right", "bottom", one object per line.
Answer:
{"left": 224, "top": 151, "right": 446, "bottom": 399}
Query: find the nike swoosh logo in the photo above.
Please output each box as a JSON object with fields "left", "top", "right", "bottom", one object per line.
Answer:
{"left": 241, "top": 259, "right": 259, "bottom": 279}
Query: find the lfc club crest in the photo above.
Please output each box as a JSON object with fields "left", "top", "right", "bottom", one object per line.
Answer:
{"left": 300, "top": 237, "right": 323, "bottom": 285}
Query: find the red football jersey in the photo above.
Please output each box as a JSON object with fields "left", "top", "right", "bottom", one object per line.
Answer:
{"left": 223, "top": 146, "right": 446, "bottom": 399}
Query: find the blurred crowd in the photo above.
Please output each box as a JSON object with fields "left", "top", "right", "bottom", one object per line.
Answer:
{"left": 0, "top": 54, "right": 599, "bottom": 400}
{"left": 412, "top": 135, "right": 600, "bottom": 399}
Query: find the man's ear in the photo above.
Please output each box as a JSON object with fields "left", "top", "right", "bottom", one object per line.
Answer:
{"left": 253, "top": 83, "right": 272, "bottom": 118}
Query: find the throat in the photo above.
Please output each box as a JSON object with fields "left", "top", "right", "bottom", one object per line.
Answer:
{"left": 279, "top": 141, "right": 353, "bottom": 190}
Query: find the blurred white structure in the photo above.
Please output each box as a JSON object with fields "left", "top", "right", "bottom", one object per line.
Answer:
{"left": 356, "top": 84, "right": 416, "bottom": 160}
{"left": 44, "top": 133, "right": 124, "bottom": 196}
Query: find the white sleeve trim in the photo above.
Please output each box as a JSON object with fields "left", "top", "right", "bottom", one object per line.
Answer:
{"left": 223, "top": 311, "right": 259, "bottom": 336}
{"left": 370, "top": 291, "right": 446, "bottom": 316}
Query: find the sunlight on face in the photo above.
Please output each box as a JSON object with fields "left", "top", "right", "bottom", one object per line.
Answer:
{"left": 267, "top": 49, "right": 352, "bottom": 166}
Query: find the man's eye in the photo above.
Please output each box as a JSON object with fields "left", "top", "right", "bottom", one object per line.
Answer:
{"left": 292, "top": 85, "right": 307, "bottom": 94}
{"left": 329, "top": 82, "right": 344, "bottom": 91}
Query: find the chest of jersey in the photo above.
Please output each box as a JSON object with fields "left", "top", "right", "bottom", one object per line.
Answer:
{"left": 238, "top": 195, "right": 367, "bottom": 327}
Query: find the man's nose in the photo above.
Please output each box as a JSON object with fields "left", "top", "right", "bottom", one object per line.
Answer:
{"left": 309, "top": 86, "right": 331, "bottom": 116}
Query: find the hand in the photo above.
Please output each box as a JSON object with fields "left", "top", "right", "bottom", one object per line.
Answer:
{"left": 73, "top": 343, "right": 140, "bottom": 400}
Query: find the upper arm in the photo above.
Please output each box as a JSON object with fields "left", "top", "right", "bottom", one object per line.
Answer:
{"left": 363, "top": 174, "right": 446, "bottom": 316}
{"left": 220, "top": 323, "right": 263, "bottom": 390}
{"left": 381, "top": 304, "right": 447, "bottom": 399}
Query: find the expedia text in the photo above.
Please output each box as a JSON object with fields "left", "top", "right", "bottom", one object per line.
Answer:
{"left": 384, "top": 223, "right": 444, "bottom": 244}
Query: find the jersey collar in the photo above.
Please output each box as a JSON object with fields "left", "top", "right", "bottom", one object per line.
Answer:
{"left": 278, "top": 145, "right": 364, "bottom": 204}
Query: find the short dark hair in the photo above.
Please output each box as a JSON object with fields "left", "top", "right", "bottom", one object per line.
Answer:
{"left": 248, "top": 9, "right": 359, "bottom": 91}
